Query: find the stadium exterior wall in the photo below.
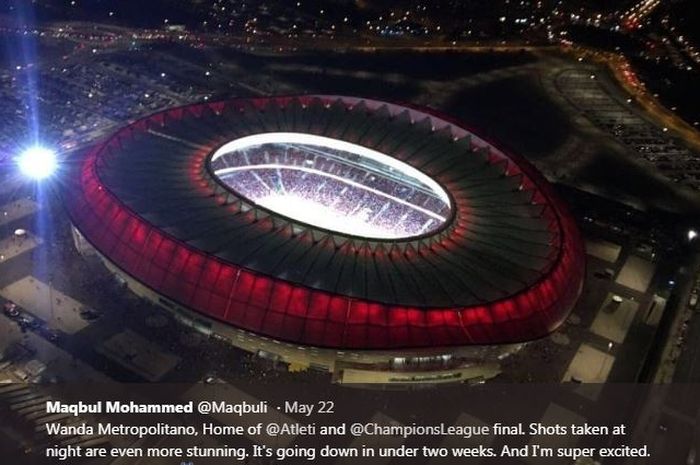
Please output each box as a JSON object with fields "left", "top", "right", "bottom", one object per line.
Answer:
{"left": 75, "top": 226, "right": 512, "bottom": 383}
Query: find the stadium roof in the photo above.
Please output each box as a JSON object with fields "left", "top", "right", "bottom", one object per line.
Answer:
{"left": 63, "top": 96, "right": 585, "bottom": 349}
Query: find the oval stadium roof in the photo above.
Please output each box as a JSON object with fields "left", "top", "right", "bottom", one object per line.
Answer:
{"left": 63, "top": 95, "right": 585, "bottom": 350}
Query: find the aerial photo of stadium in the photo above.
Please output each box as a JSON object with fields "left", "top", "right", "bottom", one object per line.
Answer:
{"left": 63, "top": 95, "right": 585, "bottom": 384}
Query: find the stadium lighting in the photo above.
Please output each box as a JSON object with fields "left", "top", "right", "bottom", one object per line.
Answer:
{"left": 258, "top": 194, "right": 400, "bottom": 239}
{"left": 17, "top": 146, "right": 58, "bottom": 180}
{"left": 211, "top": 132, "right": 451, "bottom": 205}
{"left": 211, "top": 132, "right": 452, "bottom": 239}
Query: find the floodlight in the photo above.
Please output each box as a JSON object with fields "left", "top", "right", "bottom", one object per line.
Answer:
{"left": 17, "top": 146, "right": 57, "bottom": 180}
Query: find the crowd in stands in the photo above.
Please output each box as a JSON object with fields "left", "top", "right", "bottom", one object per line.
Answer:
{"left": 211, "top": 142, "right": 451, "bottom": 237}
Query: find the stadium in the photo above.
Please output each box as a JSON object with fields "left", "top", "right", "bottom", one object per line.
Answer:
{"left": 63, "top": 95, "right": 585, "bottom": 384}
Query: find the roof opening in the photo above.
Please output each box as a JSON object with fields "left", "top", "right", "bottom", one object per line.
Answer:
{"left": 209, "top": 132, "right": 451, "bottom": 239}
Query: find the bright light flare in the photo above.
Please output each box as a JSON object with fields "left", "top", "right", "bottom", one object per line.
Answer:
{"left": 17, "top": 146, "right": 58, "bottom": 179}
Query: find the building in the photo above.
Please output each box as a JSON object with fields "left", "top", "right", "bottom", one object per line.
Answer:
{"left": 63, "top": 95, "right": 585, "bottom": 384}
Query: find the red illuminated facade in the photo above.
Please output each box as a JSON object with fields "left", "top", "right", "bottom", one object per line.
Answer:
{"left": 63, "top": 96, "right": 585, "bottom": 351}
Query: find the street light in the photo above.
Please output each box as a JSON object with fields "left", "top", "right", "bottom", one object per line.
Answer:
{"left": 688, "top": 229, "right": 698, "bottom": 241}
{"left": 17, "top": 146, "right": 58, "bottom": 180}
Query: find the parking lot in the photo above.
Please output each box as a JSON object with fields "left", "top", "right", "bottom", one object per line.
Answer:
{"left": 555, "top": 67, "right": 700, "bottom": 189}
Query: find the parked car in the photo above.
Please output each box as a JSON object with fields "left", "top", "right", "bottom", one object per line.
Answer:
{"left": 18, "top": 314, "right": 40, "bottom": 330}
{"left": 203, "top": 373, "right": 226, "bottom": 384}
{"left": 3, "top": 301, "right": 19, "bottom": 318}
{"left": 39, "top": 325, "right": 61, "bottom": 342}
{"left": 79, "top": 308, "right": 101, "bottom": 321}
{"left": 593, "top": 268, "right": 615, "bottom": 280}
